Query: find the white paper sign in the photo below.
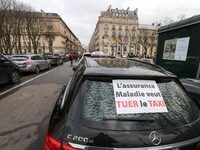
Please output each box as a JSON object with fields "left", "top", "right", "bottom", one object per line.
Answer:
{"left": 112, "top": 80, "right": 168, "bottom": 114}
{"left": 175, "top": 37, "right": 190, "bottom": 61}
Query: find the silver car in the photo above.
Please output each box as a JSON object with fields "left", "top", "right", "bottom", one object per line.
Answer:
{"left": 10, "top": 54, "right": 51, "bottom": 74}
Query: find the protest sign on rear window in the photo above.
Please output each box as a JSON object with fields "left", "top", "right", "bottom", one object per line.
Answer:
{"left": 112, "top": 80, "right": 168, "bottom": 114}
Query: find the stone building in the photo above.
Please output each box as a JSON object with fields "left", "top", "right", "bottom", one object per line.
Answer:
{"left": 37, "top": 12, "right": 83, "bottom": 54}
{"left": 89, "top": 6, "right": 158, "bottom": 57}
{"left": 0, "top": 11, "right": 83, "bottom": 55}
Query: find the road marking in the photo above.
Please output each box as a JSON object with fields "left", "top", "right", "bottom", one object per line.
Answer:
{"left": 0, "top": 67, "right": 58, "bottom": 96}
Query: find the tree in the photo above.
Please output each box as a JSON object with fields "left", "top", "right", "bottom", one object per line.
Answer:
{"left": 0, "top": 0, "right": 37, "bottom": 54}
{"left": 13, "top": 2, "right": 29, "bottom": 54}
{"left": 156, "top": 14, "right": 187, "bottom": 26}
{"left": 0, "top": 0, "right": 17, "bottom": 54}
{"left": 138, "top": 29, "right": 157, "bottom": 58}
{"left": 25, "top": 10, "right": 45, "bottom": 54}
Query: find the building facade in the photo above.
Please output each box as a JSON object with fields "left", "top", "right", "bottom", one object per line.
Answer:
{"left": 0, "top": 11, "right": 83, "bottom": 55}
{"left": 89, "top": 6, "right": 158, "bottom": 57}
{"left": 38, "top": 12, "right": 83, "bottom": 54}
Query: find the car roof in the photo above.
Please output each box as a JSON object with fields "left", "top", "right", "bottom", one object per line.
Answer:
{"left": 11, "top": 54, "right": 41, "bottom": 57}
{"left": 180, "top": 78, "right": 200, "bottom": 93}
{"left": 82, "top": 57, "right": 176, "bottom": 77}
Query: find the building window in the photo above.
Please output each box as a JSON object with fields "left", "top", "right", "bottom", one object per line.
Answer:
{"left": 112, "top": 32, "right": 116, "bottom": 38}
{"left": 118, "top": 46, "right": 121, "bottom": 51}
{"left": 119, "top": 25, "right": 122, "bottom": 30}
{"left": 104, "top": 30, "right": 108, "bottom": 35}
{"left": 112, "top": 25, "right": 116, "bottom": 31}
{"left": 125, "top": 26, "right": 129, "bottom": 31}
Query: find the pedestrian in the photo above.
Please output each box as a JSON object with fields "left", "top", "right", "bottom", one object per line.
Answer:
{"left": 69, "top": 53, "right": 74, "bottom": 66}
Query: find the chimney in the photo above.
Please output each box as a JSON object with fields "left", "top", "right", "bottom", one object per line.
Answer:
{"left": 134, "top": 8, "right": 138, "bottom": 16}
{"left": 108, "top": 5, "right": 111, "bottom": 12}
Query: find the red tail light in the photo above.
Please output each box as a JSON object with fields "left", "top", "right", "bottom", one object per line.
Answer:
{"left": 45, "top": 134, "right": 61, "bottom": 150}
{"left": 23, "top": 61, "right": 32, "bottom": 65}
{"left": 45, "top": 127, "right": 77, "bottom": 150}
{"left": 197, "top": 142, "right": 200, "bottom": 150}
{"left": 62, "top": 143, "right": 77, "bottom": 150}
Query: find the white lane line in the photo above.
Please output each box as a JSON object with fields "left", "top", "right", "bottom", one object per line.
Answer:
{"left": 0, "top": 67, "right": 58, "bottom": 96}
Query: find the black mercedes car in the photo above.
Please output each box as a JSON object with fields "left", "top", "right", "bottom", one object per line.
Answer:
{"left": 45, "top": 57, "right": 200, "bottom": 150}
{"left": 0, "top": 54, "right": 20, "bottom": 85}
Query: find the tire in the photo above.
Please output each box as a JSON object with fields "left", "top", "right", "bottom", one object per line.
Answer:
{"left": 10, "top": 70, "right": 20, "bottom": 84}
{"left": 56, "top": 60, "right": 59, "bottom": 66}
{"left": 35, "top": 66, "right": 40, "bottom": 74}
{"left": 48, "top": 64, "right": 51, "bottom": 69}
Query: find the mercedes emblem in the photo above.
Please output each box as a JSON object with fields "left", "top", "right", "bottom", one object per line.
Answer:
{"left": 149, "top": 131, "right": 162, "bottom": 145}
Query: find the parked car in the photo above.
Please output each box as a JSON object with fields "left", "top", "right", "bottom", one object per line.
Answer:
{"left": 180, "top": 78, "right": 200, "bottom": 105}
{"left": 0, "top": 54, "right": 20, "bottom": 85}
{"left": 91, "top": 51, "right": 109, "bottom": 57}
{"left": 10, "top": 54, "right": 51, "bottom": 74}
{"left": 61, "top": 55, "right": 69, "bottom": 62}
{"left": 43, "top": 53, "right": 63, "bottom": 66}
{"left": 45, "top": 57, "right": 200, "bottom": 150}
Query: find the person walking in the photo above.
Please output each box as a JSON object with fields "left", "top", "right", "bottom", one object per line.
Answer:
{"left": 69, "top": 53, "right": 74, "bottom": 66}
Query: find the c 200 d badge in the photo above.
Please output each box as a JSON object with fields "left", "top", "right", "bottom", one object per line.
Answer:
{"left": 67, "top": 134, "right": 94, "bottom": 144}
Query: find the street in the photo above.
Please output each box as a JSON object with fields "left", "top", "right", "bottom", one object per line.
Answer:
{"left": 0, "top": 62, "right": 74, "bottom": 150}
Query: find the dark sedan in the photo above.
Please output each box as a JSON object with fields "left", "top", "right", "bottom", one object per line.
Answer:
{"left": 45, "top": 57, "right": 200, "bottom": 150}
{"left": 0, "top": 54, "right": 20, "bottom": 85}
{"left": 43, "top": 53, "right": 63, "bottom": 66}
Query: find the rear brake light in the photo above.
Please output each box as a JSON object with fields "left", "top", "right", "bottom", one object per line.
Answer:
{"left": 45, "top": 127, "right": 77, "bottom": 150}
{"left": 197, "top": 142, "right": 200, "bottom": 150}
{"left": 45, "top": 134, "right": 61, "bottom": 150}
{"left": 23, "top": 61, "right": 32, "bottom": 65}
{"left": 62, "top": 142, "right": 77, "bottom": 150}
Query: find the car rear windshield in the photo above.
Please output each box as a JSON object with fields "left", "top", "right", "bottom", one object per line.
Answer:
{"left": 10, "top": 56, "right": 29, "bottom": 61}
{"left": 69, "top": 78, "right": 199, "bottom": 130}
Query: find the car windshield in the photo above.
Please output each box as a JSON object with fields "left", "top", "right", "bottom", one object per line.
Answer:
{"left": 69, "top": 78, "right": 199, "bottom": 130}
{"left": 10, "top": 56, "right": 29, "bottom": 61}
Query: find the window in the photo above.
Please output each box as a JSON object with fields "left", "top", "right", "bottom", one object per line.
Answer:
{"left": 70, "top": 78, "right": 199, "bottom": 130}
{"left": 31, "top": 55, "right": 42, "bottom": 60}
{"left": 10, "top": 56, "right": 29, "bottom": 61}
{"left": 104, "top": 30, "right": 108, "bottom": 35}
{"left": 112, "top": 32, "right": 116, "bottom": 38}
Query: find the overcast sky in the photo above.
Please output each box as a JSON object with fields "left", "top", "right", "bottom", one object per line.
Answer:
{"left": 20, "top": 0, "right": 200, "bottom": 46}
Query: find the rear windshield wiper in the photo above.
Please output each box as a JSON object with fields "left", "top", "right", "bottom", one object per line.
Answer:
{"left": 103, "top": 118, "right": 154, "bottom": 123}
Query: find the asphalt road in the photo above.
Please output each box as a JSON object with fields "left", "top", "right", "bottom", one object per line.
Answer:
{"left": 0, "top": 62, "right": 74, "bottom": 150}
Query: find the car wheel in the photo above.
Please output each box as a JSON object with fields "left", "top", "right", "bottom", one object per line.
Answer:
{"left": 56, "top": 61, "right": 59, "bottom": 66}
{"left": 35, "top": 66, "right": 40, "bottom": 74}
{"left": 10, "top": 70, "right": 20, "bottom": 84}
{"left": 48, "top": 64, "right": 51, "bottom": 69}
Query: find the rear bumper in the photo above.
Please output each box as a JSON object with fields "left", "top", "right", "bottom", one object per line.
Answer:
{"left": 68, "top": 136, "right": 200, "bottom": 150}
{"left": 19, "top": 65, "right": 35, "bottom": 72}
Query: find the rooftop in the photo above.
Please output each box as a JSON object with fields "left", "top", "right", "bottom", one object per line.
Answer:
{"left": 100, "top": 5, "right": 138, "bottom": 19}
{"left": 83, "top": 57, "right": 175, "bottom": 77}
